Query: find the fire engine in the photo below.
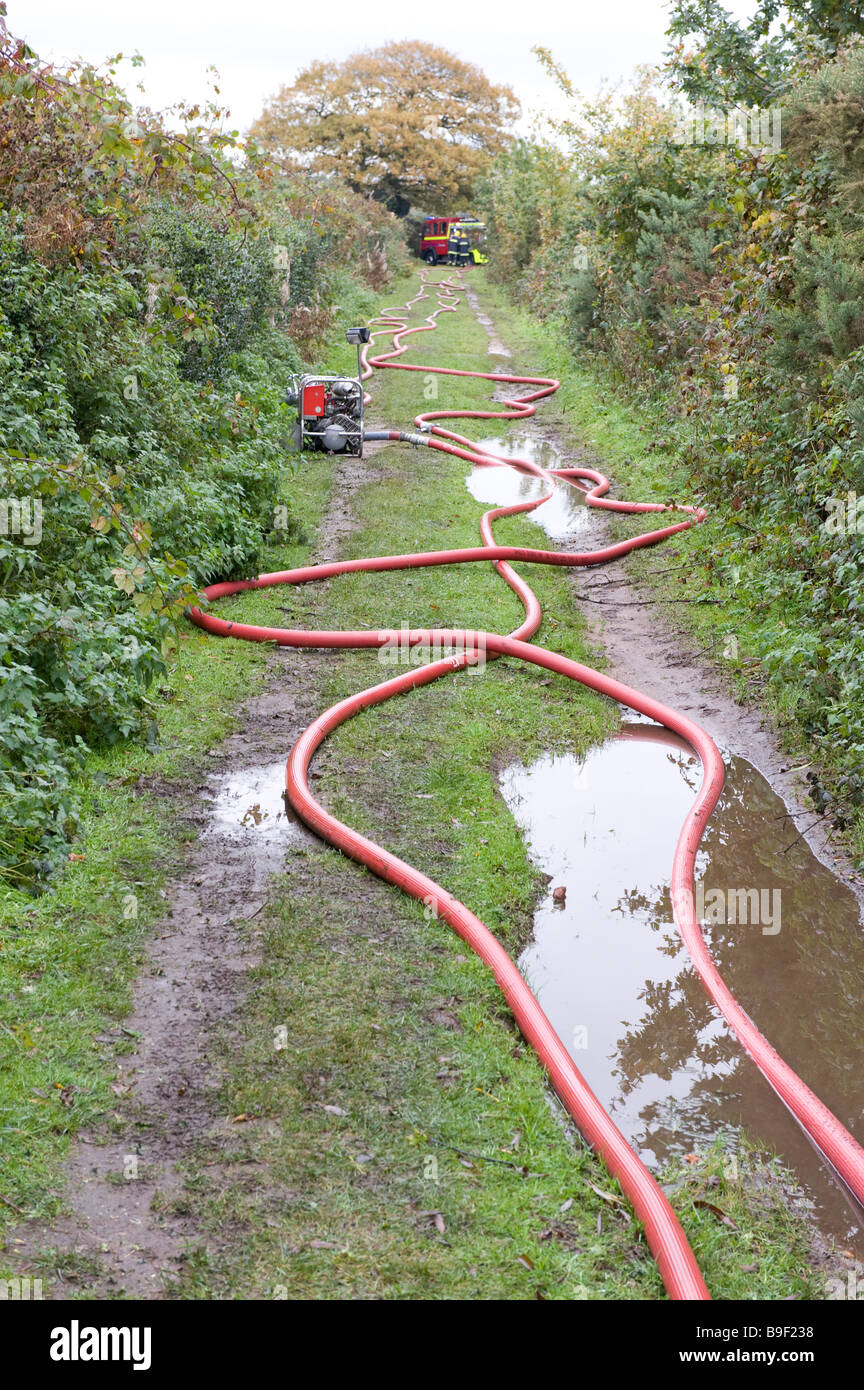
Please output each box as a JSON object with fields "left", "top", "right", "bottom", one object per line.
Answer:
{"left": 418, "top": 215, "right": 488, "bottom": 265}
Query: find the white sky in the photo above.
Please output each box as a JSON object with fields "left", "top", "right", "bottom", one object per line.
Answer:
{"left": 8, "top": 0, "right": 759, "bottom": 135}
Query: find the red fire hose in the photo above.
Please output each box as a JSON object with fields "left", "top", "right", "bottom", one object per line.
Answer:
{"left": 188, "top": 271, "right": 864, "bottom": 1300}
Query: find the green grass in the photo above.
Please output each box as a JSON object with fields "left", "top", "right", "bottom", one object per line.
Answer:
{"left": 0, "top": 448, "right": 338, "bottom": 1229}
{"left": 151, "top": 269, "right": 824, "bottom": 1301}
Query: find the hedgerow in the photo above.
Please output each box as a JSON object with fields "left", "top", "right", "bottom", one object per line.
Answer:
{"left": 0, "top": 10, "right": 408, "bottom": 887}
{"left": 478, "top": 32, "right": 864, "bottom": 846}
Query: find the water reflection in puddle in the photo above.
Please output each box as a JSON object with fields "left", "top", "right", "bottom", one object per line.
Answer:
{"left": 207, "top": 760, "right": 301, "bottom": 844}
{"left": 466, "top": 434, "right": 590, "bottom": 543}
{"left": 500, "top": 723, "right": 864, "bottom": 1251}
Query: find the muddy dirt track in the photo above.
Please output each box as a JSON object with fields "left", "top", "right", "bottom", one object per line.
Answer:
{"left": 10, "top": 286, "right": 864, "bottom": 1298}
{"left": 6, "top": 447, "right": 386, "bottom": 1297}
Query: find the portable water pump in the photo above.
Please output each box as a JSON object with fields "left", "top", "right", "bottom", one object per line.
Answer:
{"left": 286, "top": 327, "right": 370, "bottom": 458}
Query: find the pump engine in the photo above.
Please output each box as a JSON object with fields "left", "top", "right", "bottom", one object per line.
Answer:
{"left": 286, "top": 327, "right": 370, "bottom": 458}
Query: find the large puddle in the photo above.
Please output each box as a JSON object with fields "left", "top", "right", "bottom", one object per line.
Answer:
{"left": 501, "top": 722, "right": 864, "bottom": 1252}
{"left": 466, "top": 434, "right": 590, "bottom": 543}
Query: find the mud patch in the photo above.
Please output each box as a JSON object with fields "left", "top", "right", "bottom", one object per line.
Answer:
{"left": 309, "top": 449, "right": 387, "bottom": 564}
{"left": 465, "top": 286, "right": 511, "bottom": 357}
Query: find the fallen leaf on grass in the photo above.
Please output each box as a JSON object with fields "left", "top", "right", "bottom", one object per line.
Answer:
{"left": 588, "top": 1181, "right": 625, "bottom": 1205}
{"left": 417, "top": 1210, "right": 446, "bottom": 1234}
{"left": 693, "top": 1198, "right": 738, "bottom": 1229}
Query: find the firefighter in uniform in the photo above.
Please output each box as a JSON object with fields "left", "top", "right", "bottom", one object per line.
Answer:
{"left": 457, "top": 226, "right": 470, "bottom": 267}
{"left": 447, "top": 223, "right": 459, "bottom": 266}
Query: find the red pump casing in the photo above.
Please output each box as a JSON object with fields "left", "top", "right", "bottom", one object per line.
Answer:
{"left": 302, "top": 383, "right": 326, "bottom": 418}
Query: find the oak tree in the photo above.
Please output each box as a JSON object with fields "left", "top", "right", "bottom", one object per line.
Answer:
{"left": 250, "top": 41, "right": 519, "bottom": 216}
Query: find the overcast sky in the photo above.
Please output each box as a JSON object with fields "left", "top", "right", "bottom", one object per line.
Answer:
{"left": 9, "top": 1, "right": 758, "bottom": 133}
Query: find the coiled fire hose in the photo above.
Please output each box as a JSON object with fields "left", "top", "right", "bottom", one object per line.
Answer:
{"left": 188, "top": 271, "right": 864, "bottom": 1300}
